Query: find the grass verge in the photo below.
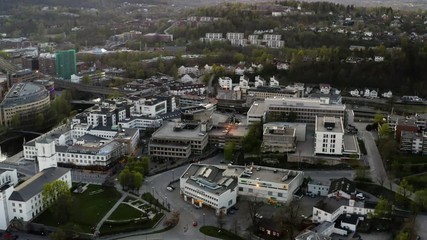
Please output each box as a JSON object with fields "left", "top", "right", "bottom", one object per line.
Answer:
{"left": 33, "top": 185, "right": 121, "bottom": 233}
{"left": 99, "top": 213, "right": 164, "bottom": 236}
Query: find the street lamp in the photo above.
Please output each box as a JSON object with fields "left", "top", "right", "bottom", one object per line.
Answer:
{"left": 203, "top": 213, "right": 206, "bottom": 240}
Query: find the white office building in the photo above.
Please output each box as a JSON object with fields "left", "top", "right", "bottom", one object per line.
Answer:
{"left": 237, "top": 165, "right": 303, "bottom": 203}
{"left": 180, "top": 164, "right": 304, "bottom": 215}
{"left": 314, "top": 116, "right": 344, "bottom": 155}
{"left": 133, "top": 98, "right": 167, "bottom": 117}
{"left": 180, "top": 164, "right": 241, "bottom": 215}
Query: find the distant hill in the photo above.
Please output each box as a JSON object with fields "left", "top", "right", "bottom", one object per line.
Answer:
{"left": 299, "top": 0, "right": 427, "bottom": 10}
{"left": 0, "top": 0, "right": 425, "bottom": 13}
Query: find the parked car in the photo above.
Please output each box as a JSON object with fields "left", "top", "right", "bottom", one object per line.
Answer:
{"left": 166, "top": 186, "right": 174, "bottom": 192}
{"left": 356, "top": 193, "right": 365, "bottom": 200}
{"left": 255, "top": 213, "right": 263, "bottom": 219}
{"left": 228, "top": 209, "right": 235, "bottom": 214}
{"left": 230, "top": 205, "right": 239, "bottom": 211}
{"left": 193, "top": 221, "right": 198, "bottom": 227}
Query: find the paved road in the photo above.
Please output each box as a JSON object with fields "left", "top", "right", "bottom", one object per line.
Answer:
{"left": 120, "top": 154, "right": 231, "bottom": 240}
{"left": 348, "top": 110, "right": 412, "bottom": 199}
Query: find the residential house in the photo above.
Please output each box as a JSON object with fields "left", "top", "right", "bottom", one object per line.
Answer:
{"left": 369, "top": 90, "right": 378, "bottom": 98}
{"left": 269, "top": 76, "right": 279, "bottom": 87}
{"left": 254, "top": 75, "right": 266, "bottom": 87}
{"left": 350, "top": 89, "right": 360, "bottom": 97}
{"left": 374, "top": 56, "right": 385, "bottom": 62}
{"left": 312, "top": 198, "right": 375, "bottom": 223}
{"left": 319, "top": 84, "right": 331, "bottom": 94}
{"left": 276, "top": 62, "right": 290, "bottom": 70}
{"left": 382, "top": 91, "right": 393, "bottom": 98}
{"left": 180, "top": 74, "right": 195, "bottom": 83}
{"left": 218, "top": 77, "right": 233, "bottom": 90}
{"left": 327, "top": 177, "right": 356, "bottom": 199}
{"left": 363, "top": 89, "right": 370, "bottom": 98}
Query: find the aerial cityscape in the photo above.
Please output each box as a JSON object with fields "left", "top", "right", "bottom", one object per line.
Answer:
{"left": 0, "top": 0, "right": 426, "bottom": 240}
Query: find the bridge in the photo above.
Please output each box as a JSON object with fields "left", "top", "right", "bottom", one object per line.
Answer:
{"left": 0, "top": 56, "right": 21, "bottom": 73}
{"left": 53, "top": 79, "right": 130, "bottom": 96}
{"left": 71, "top": 100, "right": 99, "bottom": 105}
{"left": 12, "top": 130, "right": 43, "bottom": 135}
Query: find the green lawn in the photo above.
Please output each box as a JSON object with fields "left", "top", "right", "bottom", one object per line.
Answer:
{"left": 200, "top": 226, "right": 245, "bottom": 240}
{"left": 108, "top": 203, "right": 145, "bottom": 221}
{"left": 33, "top": 185, "right": 121, "bottom": 233}
{"left": 99, "top": 213, "right": 164, "bottom": 236}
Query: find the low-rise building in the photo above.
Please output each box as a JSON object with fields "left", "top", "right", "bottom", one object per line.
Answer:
{"left": 149, "top": 121, "right": 209, "bottom": 162}
{"left": 400, "top": 131, "right": 424, "bottom": 154}
{"left": 261, "top": 124, "right": 296, "bottom": 153}
{"left": 327, "top": 177, "right": 356, "bottom": 199}
{"left": 8, "top": 167, "right": 71, "bottom": 223}
{"left": 180, "top": 163, "right": 304, "bottom": 215}
{"left": 312, "top": 198, "right": 375, "bottom": 223}
{"left": 262, "top": 97, "right": 346, "bottom": 124}
{"left": 180, "top": 164, "right": 241, "bottom": 215}
{"left": 308, "top": 179, "right": 330, "bottom": 197}
{"left": 247, "top": 86, "right": 302, "bottom": 99}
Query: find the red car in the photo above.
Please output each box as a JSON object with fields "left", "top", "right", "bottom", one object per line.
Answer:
{"left": 192, "top": 221, "right": 198, "bottom": 227}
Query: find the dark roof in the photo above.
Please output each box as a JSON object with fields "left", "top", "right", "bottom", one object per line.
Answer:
{"left": 9, "top": 167, "right": 70, "bottom": 202}
{"left": 328, "top": 177, "right": 356, "bottom": 195}
{"left": 340, "top": 214, "right": 359, "bottom": 225}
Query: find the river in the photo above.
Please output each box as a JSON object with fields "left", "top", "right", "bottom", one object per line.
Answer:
{"left": 0, "top": 133, "right": 39, "bottom": 157}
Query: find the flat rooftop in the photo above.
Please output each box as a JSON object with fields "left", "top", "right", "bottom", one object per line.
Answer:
{"left": 151, "top": 121, "right": 207, "bottom": 140}
{"left": 316, "top": 116, "right": 344, "bottom": 133}
{"left": 181, "top": 164, "right": 242, "bottom": 195}
{"left": 343, "top": 134, "right": 359, "bottom": 152}
{"left": 248, "top": 101, "right": 266, "bottom": 116}
{"left": 240, "top": 165, "right": 301, "bottom": 184}
{"left": 265, "top": 97, "right": 346, "bottom": 110}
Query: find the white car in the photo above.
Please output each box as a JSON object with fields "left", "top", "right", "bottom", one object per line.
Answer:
{"left": 166, "top": 186, "right": 174, "bottom": 192}
{"left": 255, "top": 213, "right": 263, "bottom": 219}
{"left": 356, "top": 193, "right": 365, "bottom": 200}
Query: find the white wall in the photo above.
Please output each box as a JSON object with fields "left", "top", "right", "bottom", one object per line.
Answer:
{"left": 308, "top": 183, "right": 329, "bottom": 196}
{"left": 0, "top": 186, "right": 13, "bottom": 230}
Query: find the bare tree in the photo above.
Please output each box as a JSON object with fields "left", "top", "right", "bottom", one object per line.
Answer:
{"left": 217, "top": 211, "right": 226, "bottom": 229}
{"left": 164, "top": 211, "right": 180, "bottom": 228}
{"left": 247, "top": 199, "right": 263, "bottom": 227}
{"left": 274, "top": 200, "right": 302, "bottom": 238}
{"left": 376, "top": 174, "right": 387, "bottom": 187}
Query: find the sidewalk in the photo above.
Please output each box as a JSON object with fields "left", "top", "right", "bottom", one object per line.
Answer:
{"left": 96, "top": 193, "right": 128, "bottom": 232}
